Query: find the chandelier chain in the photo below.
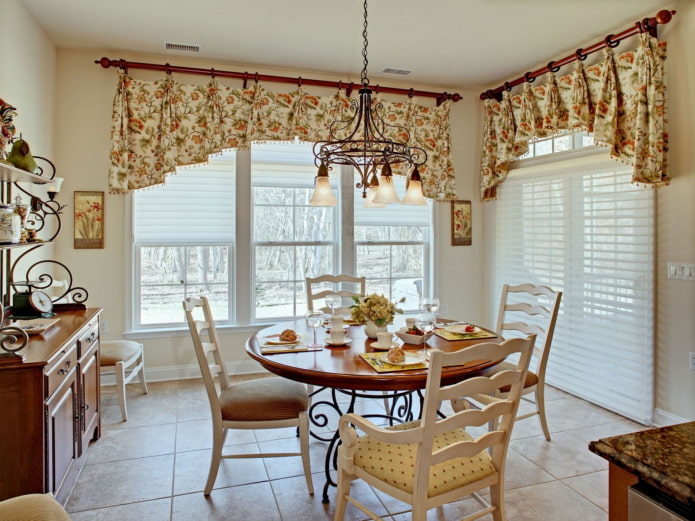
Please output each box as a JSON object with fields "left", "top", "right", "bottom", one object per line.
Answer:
{"left": 361, "top": 0, "right": 369, "bottom": 87}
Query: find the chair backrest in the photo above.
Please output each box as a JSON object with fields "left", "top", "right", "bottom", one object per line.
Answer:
{"left": 306, "top": 274, "right": 366, "bottom": 314}
{"left": 416, "top": 335, "right": 536, "bottom": 498}
{"left": 183, "top": 296, "right": 230, "bottom": 414}
{"left": 495, "top": 283, "right": 561, "bottom": 379}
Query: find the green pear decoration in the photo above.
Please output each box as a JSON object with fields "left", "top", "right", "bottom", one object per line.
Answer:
{"left": 7, "top": 138, "right": 38, "bottom": 173}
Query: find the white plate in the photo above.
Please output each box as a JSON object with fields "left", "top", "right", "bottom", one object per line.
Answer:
{"left": 378, "top": 352, "right": 425, "bottom": 366}
{"left": 370, "top": 341, "right": 400, "bottom": 351}
{"left": 325, "top": 337, "right": 351, "bottom": 346}
{"left": 262, "top": 335, "right": 302, "bottom": 346}
{"left": 443, "top": 324, "right": 481, "bottom": 334}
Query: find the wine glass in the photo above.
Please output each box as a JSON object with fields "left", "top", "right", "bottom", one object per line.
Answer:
{"left": 325, "top": 294, "right": 342, "bottom": 316}
{"left": 304, "top": 310, "right": 324, "bottom": 348}
{"left": 420, "top": 297, "right": 441, "bottom": 324}
{"left": 415, "top": 313, "right": 436, "bottom": 358}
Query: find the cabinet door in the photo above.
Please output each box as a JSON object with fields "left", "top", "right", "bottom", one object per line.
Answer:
{"left": 79, "top": 342, "right": 100, "bottom": 452}
{"left": 45, "top": 373, "right": 79, "bottom": 501}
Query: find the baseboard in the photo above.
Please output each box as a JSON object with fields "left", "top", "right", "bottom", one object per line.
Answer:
{"left": 652, "top": 408, "right": 690, "bottom": 427}
{"left": 101, "top": 359, "right": 266, "bottom": 386}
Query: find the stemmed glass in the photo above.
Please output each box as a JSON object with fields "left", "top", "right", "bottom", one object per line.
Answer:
{"left": 325, "top": 294, "right": 342, "bottom": 316}
{"left": 420, "top": 297, "right": 441, "bottom": 324}
{"left": 304, "top": 310, "right": 324, "bottom": 348}
{"left": 415, "top": 313, "right": 436, "bottom": 359}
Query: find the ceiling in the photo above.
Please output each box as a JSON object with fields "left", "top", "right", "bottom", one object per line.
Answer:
{"left": 22, "top": 0, "right": 672, "bottom": 93}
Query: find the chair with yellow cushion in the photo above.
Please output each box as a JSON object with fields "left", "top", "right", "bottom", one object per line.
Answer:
{"left": 183, "top": 295, "right": 313, "bottom": 497}
{"left": 100, "top": 339, "right": 148, "bottom": 422}
{"left": 333, "top": 335, "right": 535, "bottom": 521}
{"left": 0, "top": 494, "right": 71, "bottom": 521}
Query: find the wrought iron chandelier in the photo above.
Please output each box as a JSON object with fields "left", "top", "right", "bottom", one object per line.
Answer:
{"left": 310, "top": 0, "right": 427, "bottom": 207}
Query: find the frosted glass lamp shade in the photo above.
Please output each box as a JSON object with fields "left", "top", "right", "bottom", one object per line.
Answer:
{"left": 309, "top": 176, "right": 337, "bottom": 206}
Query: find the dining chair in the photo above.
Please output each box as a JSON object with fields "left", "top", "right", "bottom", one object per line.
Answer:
{"left": 0, "top": 493, "right": 72, "bottom": 521}
{"left": 454, "top": 283, "right": 561, "bottom": 441}
{"left": 100, "top": 339, "right": 148, "bottom": 422}
{"left": 183, "top": 296, "right": 313, "bottom": 496}
{"left": 333, "top": 335, "right": 536, "bottom": 521}
{"left": 306, "top": 274, "right": 365, "bottom": 314}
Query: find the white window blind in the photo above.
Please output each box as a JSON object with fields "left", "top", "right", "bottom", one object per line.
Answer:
{"left": 134, "top": 157, "right": 235, "bottom": 243}
{"left": 495, "top": 154, "right": 654, "bottom": 424}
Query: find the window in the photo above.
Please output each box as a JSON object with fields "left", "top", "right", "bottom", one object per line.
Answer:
{"left": 494, "top": 151, "right": 654, "bottom": 424}
{"left": 132, "top": 142, "right": 434, "bottom": 329}
{"left": 354, "top": 178, "right": 431, "bottom": 310}
{"left": 252, "top": 143, "right": 338, "bottom": 319}
{"left": 133, "top": 156, "right": 235, "bottom": 328}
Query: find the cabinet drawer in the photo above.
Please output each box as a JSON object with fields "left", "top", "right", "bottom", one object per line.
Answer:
{"left": 77, "top": 322, "right": 99, "bottom": 358}
{"left": 45, "top": 345, "right": 78, "bottom": 397}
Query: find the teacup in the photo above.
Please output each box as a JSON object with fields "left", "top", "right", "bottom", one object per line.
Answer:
{"left": 330, "top": 316, "right": 344, "bottom": 330}
{"left": 376, "top": 331, "right": 394, "bottom": 348}
{"left": 330, "top": 328, "right": 347, "bottom": 344}
{"left": 405, "top": 317, "right": 417, "bottom": 329}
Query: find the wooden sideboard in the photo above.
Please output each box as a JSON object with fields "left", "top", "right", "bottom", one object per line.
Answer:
{"left": 0, "top": 308, "right": 102, "bottom": 504}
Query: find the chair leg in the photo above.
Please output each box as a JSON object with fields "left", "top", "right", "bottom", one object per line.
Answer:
{"left": 490, "top": 482, "right": 505, "bottom": 521}
{"left": 536, "top": 387, "right": 551, "bottom": 441}
{"left": 333, "top": 455, "right": 351, "bottom": 521}
{"left": 298, "top": 412, "right": 314, "bottom": 495}
{"left": 137, "top": 350, "right": 148, "bottom": 394}
{"left": 204, "top": 425, "right": 225, "bottom": 496}
{"left": 115, "top": 360, "right": 128, "bottom": 422}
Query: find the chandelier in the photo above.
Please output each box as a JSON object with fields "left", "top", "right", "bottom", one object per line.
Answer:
{"left": 310, "top": 0, "right": 427, "bottom": 207}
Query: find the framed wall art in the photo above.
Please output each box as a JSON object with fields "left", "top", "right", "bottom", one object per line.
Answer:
{"left": 74, "top": 191, "right": 104, "bottom": 249}
{"left": 451, "top": 200, "right": 472, "bottom": 246}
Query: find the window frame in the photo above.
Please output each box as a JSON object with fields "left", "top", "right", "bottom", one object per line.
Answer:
{"left": 128, "top": 143, "right": 437, "bottom": 333}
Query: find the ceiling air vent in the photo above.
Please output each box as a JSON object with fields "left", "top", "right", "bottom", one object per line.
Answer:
{"left": 382, "top": 67, "right": 411, "bottom": 76}
{"left": 163, "top": 42, "right": 201, "bottom": 54}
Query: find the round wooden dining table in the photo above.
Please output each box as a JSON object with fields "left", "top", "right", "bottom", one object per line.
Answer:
{"left": 245, "top": 317, "right": 501, "bottom": 502}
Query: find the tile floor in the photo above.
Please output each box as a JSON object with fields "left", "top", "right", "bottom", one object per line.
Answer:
{"left": 65, "top": 376, "right": 648, "bottom": 521}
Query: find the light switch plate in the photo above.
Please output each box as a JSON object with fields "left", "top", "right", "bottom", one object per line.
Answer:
{"left": 667, "top": 262, "right": 695, "bottom": 280}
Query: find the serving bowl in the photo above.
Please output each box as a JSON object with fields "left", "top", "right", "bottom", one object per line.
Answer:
{"left": 394, "top": 328, "right": 434, "bottom": 345}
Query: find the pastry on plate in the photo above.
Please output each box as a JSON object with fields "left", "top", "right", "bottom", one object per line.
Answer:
{"left": 279, "top": 329, "right": 299, "bottom": 342}
{"left": 386, "top": 346, "right": 405, "bottom": 364}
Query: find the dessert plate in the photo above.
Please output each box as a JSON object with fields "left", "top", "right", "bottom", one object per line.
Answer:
{"left": 377, "top": 352, "right": 425, "bottom": 366}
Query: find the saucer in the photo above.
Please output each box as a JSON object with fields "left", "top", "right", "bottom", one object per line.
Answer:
{"left": 325, "top": 337, "right": 351, "bottom": 347}
{"left": 370, "top": 341, "right": 399, "bottom": 351}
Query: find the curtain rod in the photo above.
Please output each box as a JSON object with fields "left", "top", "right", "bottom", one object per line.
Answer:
{"left": 96, "top": 57, "right": 461, "bottom": 106}
{"left": 480, "top": 9, "right": 676, "bottom": 101}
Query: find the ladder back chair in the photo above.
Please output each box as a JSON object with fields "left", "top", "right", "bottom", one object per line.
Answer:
{"left": 334, "top": 335, "right": 536, "bottom": 521}
{"left": 454, "top": 283, "right": 561, "bottom": 441}
{"left": 306, "top": 274, "right": 365, "bottom": 315}
{"left": 183, "top": 296, "right": 313, "bottom": 496}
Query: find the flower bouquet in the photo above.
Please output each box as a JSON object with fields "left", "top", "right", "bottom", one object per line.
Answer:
{"left": 350, "top": 293, "right": 404, "bottom": 327}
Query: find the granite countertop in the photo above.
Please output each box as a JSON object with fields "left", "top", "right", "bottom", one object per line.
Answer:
{"left": 589, "top": 421, "right": 695, "bottom": 507}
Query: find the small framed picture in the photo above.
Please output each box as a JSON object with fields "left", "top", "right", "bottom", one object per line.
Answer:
{"left": 451, "top": 200, "right": 472, "bottom": 246}
{"left": 74, "top": 191, "right": 104, "bottom": 249}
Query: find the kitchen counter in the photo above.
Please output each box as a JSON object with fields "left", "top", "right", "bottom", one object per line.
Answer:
{"left": 589, "top": 421, "right": 694, "bottom": 520}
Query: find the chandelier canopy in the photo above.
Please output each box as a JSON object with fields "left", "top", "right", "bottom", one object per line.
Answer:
{"left": 310, "top": 0, "right": 427, "bottom": 207}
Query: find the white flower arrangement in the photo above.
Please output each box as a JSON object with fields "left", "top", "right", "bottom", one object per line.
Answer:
{"left": 350, "top": 293, "right": 404, "bottom": 326}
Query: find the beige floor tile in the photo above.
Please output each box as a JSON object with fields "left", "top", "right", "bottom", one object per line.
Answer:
{"left": 562, "top": 470, "right": 609, "bottom": 511}
{"left": 171, "top": 482, "right": 281, "bottom": 521}
{"left": 173, "top": 445, "right": 267, "bottom": 495}
{"left": 69, "top": 498, "right": 172, "bottom": 521}
{"left": 175, "top": 419, "right": 257, "bottom": 452}
{"left": 511, "top": 431, "right": 609, "bottom": 480}
{"left": 503, "top": 480, "right": 606, "bottom": 521}
{"left": 67, "top": 455, "right": 174, "bottom": 512}
{"left": 87, "top": 422, "right": 176, "bottom": 464}
{"left": 65, "top": 376, "right": 637, "bottom": 521}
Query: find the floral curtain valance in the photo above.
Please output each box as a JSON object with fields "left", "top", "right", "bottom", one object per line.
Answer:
{"left": 108, "top": 71, "right": 457, "bottom": 200}
{"left": 480, "top": 33, "right": 669, "bottom": 201}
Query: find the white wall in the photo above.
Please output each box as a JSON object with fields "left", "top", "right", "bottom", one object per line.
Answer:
{"left": 10, "top": 0, "right": 692, "bottom": 421}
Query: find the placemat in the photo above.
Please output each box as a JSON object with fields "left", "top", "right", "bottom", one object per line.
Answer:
{"left": 434, "top": 328, "right": 497, "bottom": 341}
{"left": 359, "top": 352, "right": 428, "bottom": 373}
